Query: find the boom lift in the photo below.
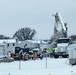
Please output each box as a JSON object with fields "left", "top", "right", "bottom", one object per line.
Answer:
{"left": 53, "top": 12, "right": 67, "bottom": 39}
{"left": 51, "top": 12, "right": 70, "bottom": 58}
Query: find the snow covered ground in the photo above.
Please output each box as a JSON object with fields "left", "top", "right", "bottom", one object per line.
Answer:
{"left": 0, "top": 58, "right": 76, "bottom": 75}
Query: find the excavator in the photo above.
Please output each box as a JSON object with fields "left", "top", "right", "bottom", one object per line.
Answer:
{"left": 50, "top": 12, "right": 70, "bottom": 58}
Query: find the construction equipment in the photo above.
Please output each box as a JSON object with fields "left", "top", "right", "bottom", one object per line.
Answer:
{"left": 53, "top": 11, "right": 67, "bottom": 40}
{"left": 50, "top": 12, "right": 70, "bottom": 58}
{"left": 11, "top": 47, "right": 43, "bottom": 60}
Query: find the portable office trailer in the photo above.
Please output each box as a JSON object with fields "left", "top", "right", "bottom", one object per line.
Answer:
{"left": 6, "top": 42, "right": 16, "bottom": 53}
{"left": 0, "top": 44, "right": 5, "bottom": 56}
{"left": 0, "top": 39, "right": 16, "bottom": 56}
{"left": 67, "top": 43, "right": 76, "bottom": 65}
{"left": 19, "top": 40, "right": 40, "bottom": 49}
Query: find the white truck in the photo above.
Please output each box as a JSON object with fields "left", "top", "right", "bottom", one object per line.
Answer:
{"left": 54, "top": 38, "right": 70, "bottom": 58}
{"left": 50, "top": 12, "right": 69, "bottom": 58}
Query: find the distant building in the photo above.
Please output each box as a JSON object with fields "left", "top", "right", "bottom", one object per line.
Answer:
{"left": 0, "top": 39, "right": 40, "bottom": 56}
{"left": 19, "top": 40, "right": 40, "bottom": 49}
{"left": 0, "top": 39, "right": 16, "bottom": 56}
{"left": 0, "top": 39, "right": 50, "bottom": 56}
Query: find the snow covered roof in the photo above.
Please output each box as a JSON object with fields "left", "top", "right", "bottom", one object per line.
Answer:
{"left": 26, "top": 40, "right": 48, "bottom": 44}
{"left": 0, "top": 39, "right": 16, "bottom": 43}
{"left": 26, "top": 40, "right": 40, "bottom": 43}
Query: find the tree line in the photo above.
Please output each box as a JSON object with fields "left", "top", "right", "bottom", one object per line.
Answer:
{"left": 0, "top": 27, "right": 36, "bottom": 41}
{"left": 0, "top": 27, "right": 76, "bottom": 42}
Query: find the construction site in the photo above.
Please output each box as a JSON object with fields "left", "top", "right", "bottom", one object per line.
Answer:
{"left": 0, "top": 12, "right": 76, "bottom": 66}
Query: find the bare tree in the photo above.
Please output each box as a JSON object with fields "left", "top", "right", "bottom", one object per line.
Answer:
{"left": 69, "top": 35, "right": 76, "bottom": 41}
{"left": 13, "top": 27, "right": 36, "bottom": 41}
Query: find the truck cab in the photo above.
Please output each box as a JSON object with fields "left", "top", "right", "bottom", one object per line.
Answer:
{"left": 54, "top": 38, "right": 70, "bottom": 58}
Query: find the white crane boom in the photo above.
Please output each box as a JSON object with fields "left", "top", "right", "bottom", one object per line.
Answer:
{"left": 49, "top": 12, "right": 68, "bottom": 47}
{"left": 56, "top": 12, "right": 66, "bottom": 31}
{"left": 54, "top": 12, "right": 67, "bottom": 39}
{"left": 50, "top": 12, "right": 69, "bottom": 58}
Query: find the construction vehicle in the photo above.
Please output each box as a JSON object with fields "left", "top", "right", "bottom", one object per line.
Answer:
{"left": 54, "top": 38, "right": 70, "bottom": 58}
{"left": 11, "top": 47, "right": 43, "bottom": 60}
{"left": 50, "top": 12, "right": 70, "bottom": 58}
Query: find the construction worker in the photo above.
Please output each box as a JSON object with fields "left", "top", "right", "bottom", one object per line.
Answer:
{"left": 49, "top": 48, "right": 54, "bottom": 58}
{"left": 29, "top": 49, "right": 34, "bottom": 59}
{"left": 29, "top": 49, "right": 34, "bottom": 54}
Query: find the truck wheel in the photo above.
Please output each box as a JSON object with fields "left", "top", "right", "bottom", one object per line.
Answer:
{"left": 54, "top": 55, "right": 59, "bottom": 58}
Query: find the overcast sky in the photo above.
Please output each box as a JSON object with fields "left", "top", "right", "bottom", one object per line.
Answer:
{"left": 0, "top": 0, "right": 76, "bottom": 39}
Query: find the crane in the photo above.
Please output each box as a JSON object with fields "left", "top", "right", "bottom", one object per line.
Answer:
{"left": 53, "top": 12, "right": 67, "bottom": 40}
{"left": 50, "top": 12, "right": 70, "bottom": 58}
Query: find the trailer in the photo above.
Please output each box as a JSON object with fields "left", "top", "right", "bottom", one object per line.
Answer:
{"left": 67, "top": 43, "right": 76, "bottom": 65}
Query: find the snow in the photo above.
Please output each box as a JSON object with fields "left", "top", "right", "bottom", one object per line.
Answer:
{"left": 0, "top": 58, "right": 76, "bottom": 75}
{"left": 0, "top": 39, "right": 16, "bottom": 43}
